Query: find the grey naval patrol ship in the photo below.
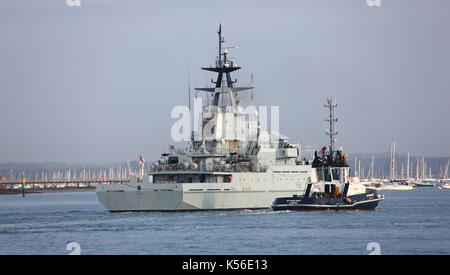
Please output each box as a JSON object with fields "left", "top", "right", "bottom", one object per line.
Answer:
{"left": 96, "top": 26, "right": 312, "bottom": 211}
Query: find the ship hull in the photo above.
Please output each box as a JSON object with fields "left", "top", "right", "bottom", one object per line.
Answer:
{"left": 271, "top": 199, "right": 382, "bottom": 211}
{"left": 96, "top": 165, "right": 313, "bottom": 211}
{"left": 415, "top": 183, "right": 435, "bottom": 187}
{"left": 96, "top": 167, "right": 312, "bottom": 211}
{"left": 271, "top": 193, "right": 383, "bottom": 212}
{"left": 96, "top": 188, "right": 305, "bottom": 212}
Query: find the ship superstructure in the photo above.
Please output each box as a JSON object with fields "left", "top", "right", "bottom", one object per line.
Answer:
{"left": 96, "top": 26, "right": 312, "bottom": 211}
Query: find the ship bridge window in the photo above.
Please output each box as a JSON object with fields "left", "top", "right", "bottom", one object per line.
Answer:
{"left": 323, "top": 168, "right": 332, "bottom": 182}
{"left": 168, "top": 156, "right": 178, "bottom": 164}
{"left": 317, "top": 168, "right": 324, "bottom": 181}
{"left": 316, "top": 168, "right": 332, "bottom": 181}
{"left": 332, "top": 168, "right": 341, "bottom": 181}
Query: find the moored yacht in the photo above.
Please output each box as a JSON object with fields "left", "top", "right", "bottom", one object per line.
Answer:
{"left": 367, "top": 181, "right": 414, "bottom": 191}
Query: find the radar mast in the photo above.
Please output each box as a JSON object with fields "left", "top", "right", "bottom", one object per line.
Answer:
{"left": 324, "top": 98, "right": 338, "bottom": 155}
{"left": 195, "top": 25, "right": 253, "bottom": 109}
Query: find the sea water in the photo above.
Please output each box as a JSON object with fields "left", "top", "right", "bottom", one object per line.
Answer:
{"left": 0, "top": 188, "right": 449, "bottom": 254}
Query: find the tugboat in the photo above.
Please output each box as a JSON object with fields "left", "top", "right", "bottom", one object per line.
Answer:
{"left": 272, "top": 99, "right": 384, "bottom": 211}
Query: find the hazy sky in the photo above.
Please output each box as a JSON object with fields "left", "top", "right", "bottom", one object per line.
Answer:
{"left": 1, "top": 0, "right": 449, "bottom": 163}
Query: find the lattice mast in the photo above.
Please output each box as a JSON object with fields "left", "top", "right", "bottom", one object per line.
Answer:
{"left": 324, "top": 98, "right": 338, "bottom": 156}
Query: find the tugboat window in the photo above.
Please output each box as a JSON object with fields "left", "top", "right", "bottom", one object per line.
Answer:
{"left": 317, "top": 168, "right": 324, "bottom": 181}
{"left": 332, "top": 168, "right": 341, "bottom": 181}
{"left": 324, "top": 168, "right": 332, "bottom": 182}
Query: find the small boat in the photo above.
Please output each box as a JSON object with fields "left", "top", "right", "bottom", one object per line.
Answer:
{"left": 367, "top": 180, "right": 415, "bottom": 191}
{"left": 441, "top": 182, "right": 450, "bottom": 189}
{"left": 414, "top": 181, "right": 435, "bottom": 187}
{"left": 369, "top": 183, "right": 414, "bottom": 191}
{"left": 272, "top": 150, "right": 384, "bottom": 211}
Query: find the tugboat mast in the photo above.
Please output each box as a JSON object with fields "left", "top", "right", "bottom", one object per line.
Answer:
{"left": 324, "top": 98, "right": 338, "bottom": 155}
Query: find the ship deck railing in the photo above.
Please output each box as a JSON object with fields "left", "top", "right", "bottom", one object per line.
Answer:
{"left": 150, "top": 164, "right": 268, "bottom": 173}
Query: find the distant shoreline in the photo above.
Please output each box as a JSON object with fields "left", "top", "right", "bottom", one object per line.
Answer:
{"left": 0, "top": 187, "right": 95, "bottom": 195}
